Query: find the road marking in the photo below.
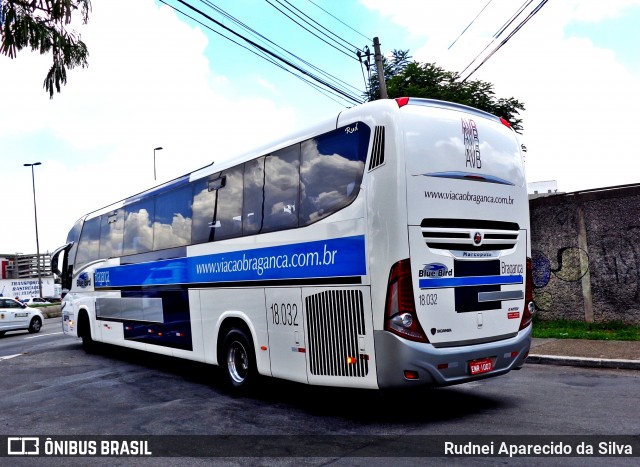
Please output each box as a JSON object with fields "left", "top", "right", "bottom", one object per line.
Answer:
{"left": 0, "top": 354, "right": 22, "bottom": 361}
{"left": 24, "top": 332, "right": 64, "bottom": 340}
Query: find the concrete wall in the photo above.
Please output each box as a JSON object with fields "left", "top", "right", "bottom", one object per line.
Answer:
{"left": 530, "top": 185, "right": 640, "bottom": 325}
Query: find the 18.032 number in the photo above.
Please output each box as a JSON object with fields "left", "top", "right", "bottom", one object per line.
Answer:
{"left": 270, "top": 303, "right": 299, "bottom": 326}
{"left": 419, "top": 293, "right": 438, "bottom": 306}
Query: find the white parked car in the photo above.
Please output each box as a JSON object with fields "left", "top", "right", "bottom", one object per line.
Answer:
{"left": 0, "top": 298, "right": 44, "bottom": 336}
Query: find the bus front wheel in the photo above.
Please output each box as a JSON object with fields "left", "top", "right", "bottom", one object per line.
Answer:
{"left": 221, "top": 328, "right": 257, "bottom": 391}
{"left": 78, "top": 312, "right": 97, "bottom": 353}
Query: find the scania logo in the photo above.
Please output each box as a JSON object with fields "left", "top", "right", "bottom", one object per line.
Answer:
{"left": 473, "top": 231, "right": 483, "bottom": 245}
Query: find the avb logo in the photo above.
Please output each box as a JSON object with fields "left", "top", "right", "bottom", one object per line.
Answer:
{"left": 462, "top": 118, "right": 481, "bottom": 169}
{"left": 419, "top": 263, "right": 452, "bottom": 278}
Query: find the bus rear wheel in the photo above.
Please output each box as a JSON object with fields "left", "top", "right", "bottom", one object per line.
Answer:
{"left": 221, "top": 328, "right": 257, "bottom": 391}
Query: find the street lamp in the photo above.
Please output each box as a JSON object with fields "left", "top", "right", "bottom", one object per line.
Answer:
{"left": 153, "top": 147, "right": 163, "bottom": 180}
{"left": 24, "top": 162, "right": 43, "bottom": 298}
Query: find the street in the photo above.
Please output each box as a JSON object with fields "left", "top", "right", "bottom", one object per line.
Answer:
{"left": 0, "top": 318, "right": 637, "bottom": 466}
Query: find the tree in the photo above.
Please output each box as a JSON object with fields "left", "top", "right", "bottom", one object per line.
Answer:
{"left": 0, "top": 0, "right": 91, "bottom": 98}
{"left": 365, "top": 50, "right": 525, "bottom": 132}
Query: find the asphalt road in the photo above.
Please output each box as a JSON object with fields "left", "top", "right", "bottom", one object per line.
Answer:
{"left": 0, "top": 318, "right": 638, "bottom": 466}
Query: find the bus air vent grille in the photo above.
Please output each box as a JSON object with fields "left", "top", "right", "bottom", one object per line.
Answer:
{"left": 368, "top": 126, "right": 385, "bottom": 171}
{"left": 305, "top": 289, "right": 368, "bottom": 377}
{"left": 420, "top": 218, "right": 520, "bottom": 252}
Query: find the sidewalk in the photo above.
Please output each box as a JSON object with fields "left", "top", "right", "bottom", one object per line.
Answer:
{"left": 528, "top": 338, "right": 640, "bottom": 370}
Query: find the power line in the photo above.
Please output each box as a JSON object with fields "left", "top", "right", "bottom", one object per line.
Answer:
{"left": 494, "top": 0, "right": 534, "bottom": 38}
{"left": 194, "top": 0, "right": 362, "bottom": 100}
{"left": 305, "top": 0, "right": 372, "bottom": 43}
{"left": 458, "top": 0, "right": 533, "bottom": 78}
{"left": 264, "top": 0, "right": 358, "bottom": 61}
{"left": 163, "top": 0, "right": 362, "bottom": 104}
{"left": 276, "top": 0, "right": 363, "bottom": 53}
{"left": 448, "top": 0, "right": 493, "bottom": 50}
{"left": 461, "top": 0, "right": 549, "bottom": 82}
{"left": 159, "top": 0, "right": 359, "bottom": 106}
{"left": 198, "top": 0, "right": 361, "bottom": 95}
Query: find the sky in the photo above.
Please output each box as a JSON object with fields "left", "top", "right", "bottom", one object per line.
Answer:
{"left": 1, "top": 0, "right": 639, "bottom": 254}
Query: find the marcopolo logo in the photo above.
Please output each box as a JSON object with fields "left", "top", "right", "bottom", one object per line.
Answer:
{"left": 419, "top": 263, "right": 453, "bottom": 278}
{"left": 473, "top": 231, "right": 483, "bottom": 245}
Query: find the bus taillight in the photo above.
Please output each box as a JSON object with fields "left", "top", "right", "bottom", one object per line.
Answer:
{"left": 520, "top": 257, "right": 535, "bottom": 330}
{"left": 395, "top": 97, "right": 410, "bottom": 108}
{"left": 384, "top": 259, "right": 429, "bottom": 343}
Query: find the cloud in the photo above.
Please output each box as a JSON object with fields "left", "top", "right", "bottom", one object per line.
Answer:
{"left": 0, "top": 0, "right": 297, "bottom": 253}
{"left": 362, "top": 0, "right": 640, "bottom": 192}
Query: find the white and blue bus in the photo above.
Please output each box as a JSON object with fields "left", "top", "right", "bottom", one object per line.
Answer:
{"left": 53, "top": 97, "right": 533, "bottom": 391}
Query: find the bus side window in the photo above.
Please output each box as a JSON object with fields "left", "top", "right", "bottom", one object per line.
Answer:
{"left": 99, "top": 209, "right": 124, "bottom": 259}
{"left": 75, "top": 216, "right": 101, "bottom": 269}
{"left": 123, "top": 199, "right": 154, "bottom": 256}
{"left": 153, "top": 184, "right": 194, "bottom": 250}
{"left": 300, "top": 124, "right": 369, "bottom": 226}
{"left": 263, "top": 145, "right": 300, "bottom": 233}
{"left": 191, "top": 177, "right": 217, "bottom": 244}
{"left": 213, "top": 165, "right": 244, "bottom": 241}
{"left": 243, "top": 156, "right": 265, "bottom": 235}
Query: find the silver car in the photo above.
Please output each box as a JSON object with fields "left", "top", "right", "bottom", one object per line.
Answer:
{"left": 0, "top": 298, "right": 44, "bottom": 336}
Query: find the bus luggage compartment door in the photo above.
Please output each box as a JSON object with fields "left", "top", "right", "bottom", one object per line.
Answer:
{"left": 265, "top": 288, "right": 308, "bottom": 384}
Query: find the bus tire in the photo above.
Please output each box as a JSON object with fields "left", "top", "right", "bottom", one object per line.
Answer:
{"left": 78, "top": 312, "right": 97, "bottom": 353}
{"left": 221, "top": 328, "right": 257, "bottom": 391}
{"left": 28, "top": 316, "right": 42, "bottom": 333}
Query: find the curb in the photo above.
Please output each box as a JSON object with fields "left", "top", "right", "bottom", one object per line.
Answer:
{"left": 526, "top": 354, "right": 640, "bottom": 371}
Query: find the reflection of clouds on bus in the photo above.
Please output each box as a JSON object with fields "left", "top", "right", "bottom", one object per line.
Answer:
{"left": 153, "top": 185, "right": 194, "bottom": 249}
{"left": 242, "top": 157, "right": 265, "bottom": 235}
{"left": 75, "top": 216, "right": 101, "bottom": 268}
{"left": 76, "top": 236, "right": 100, "bottom": 268}
{"left": 124, "top": 208, "right": 153, "bottom": 255}
{"left": 192, "top": 181, "right": 216, "bottom": 243}
{"left": 214, "top": 167, "right": 244, "bottom": 240}
{"left": 153, "top": 213, "right": 192, "bottom": 250}
{"left": 72, "top": 123, "right": 371, "bottom": 270}
{"left": 301, "top": 139, "right": 364, "bottom": 224}
{"left": 100, "top": 211, "right": 124, "bottom": 258}
{"left": 264, "top": 147, "right": 300, "bottom": 231}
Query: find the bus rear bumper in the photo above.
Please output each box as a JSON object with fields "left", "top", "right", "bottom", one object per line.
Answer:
{"left": 374, "top": 326, "right": 532, "bottom": 389}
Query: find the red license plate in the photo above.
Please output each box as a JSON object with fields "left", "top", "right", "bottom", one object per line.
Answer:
{"left": 469, "top": 358, "right": 494, "bottom": 375}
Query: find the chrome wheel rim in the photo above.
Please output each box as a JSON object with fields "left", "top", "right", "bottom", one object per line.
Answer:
{"left": 227, "top": 341, "right": 249, "bottom": 384}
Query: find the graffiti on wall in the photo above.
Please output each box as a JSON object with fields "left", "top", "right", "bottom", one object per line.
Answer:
{"left": 594, "top": 226, "right": 640, "bottom": 303}
{"left": 531, "top": 247, "right": 589, "bottom": 311}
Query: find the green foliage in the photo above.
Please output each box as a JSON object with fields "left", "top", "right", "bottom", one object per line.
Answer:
{"left": 366, "top": 49, "right": 525, "bottom": 132}
{"left": 532, "top": 317, "right": 640, "bottom": 341}
{"left": 0, "top": 0, "right": 91, "bottom": 97}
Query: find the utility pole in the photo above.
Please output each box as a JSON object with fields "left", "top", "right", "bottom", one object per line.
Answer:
{"left": 24, "top": 162, "right": 43, "bottom": 298}
{"left": 373, "top": 37, "right": 388, "bottom": 99}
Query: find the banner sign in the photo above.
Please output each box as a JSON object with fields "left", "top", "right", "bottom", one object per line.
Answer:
{"left": 94, "top": 235, "right": 367, "bottom": 288}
